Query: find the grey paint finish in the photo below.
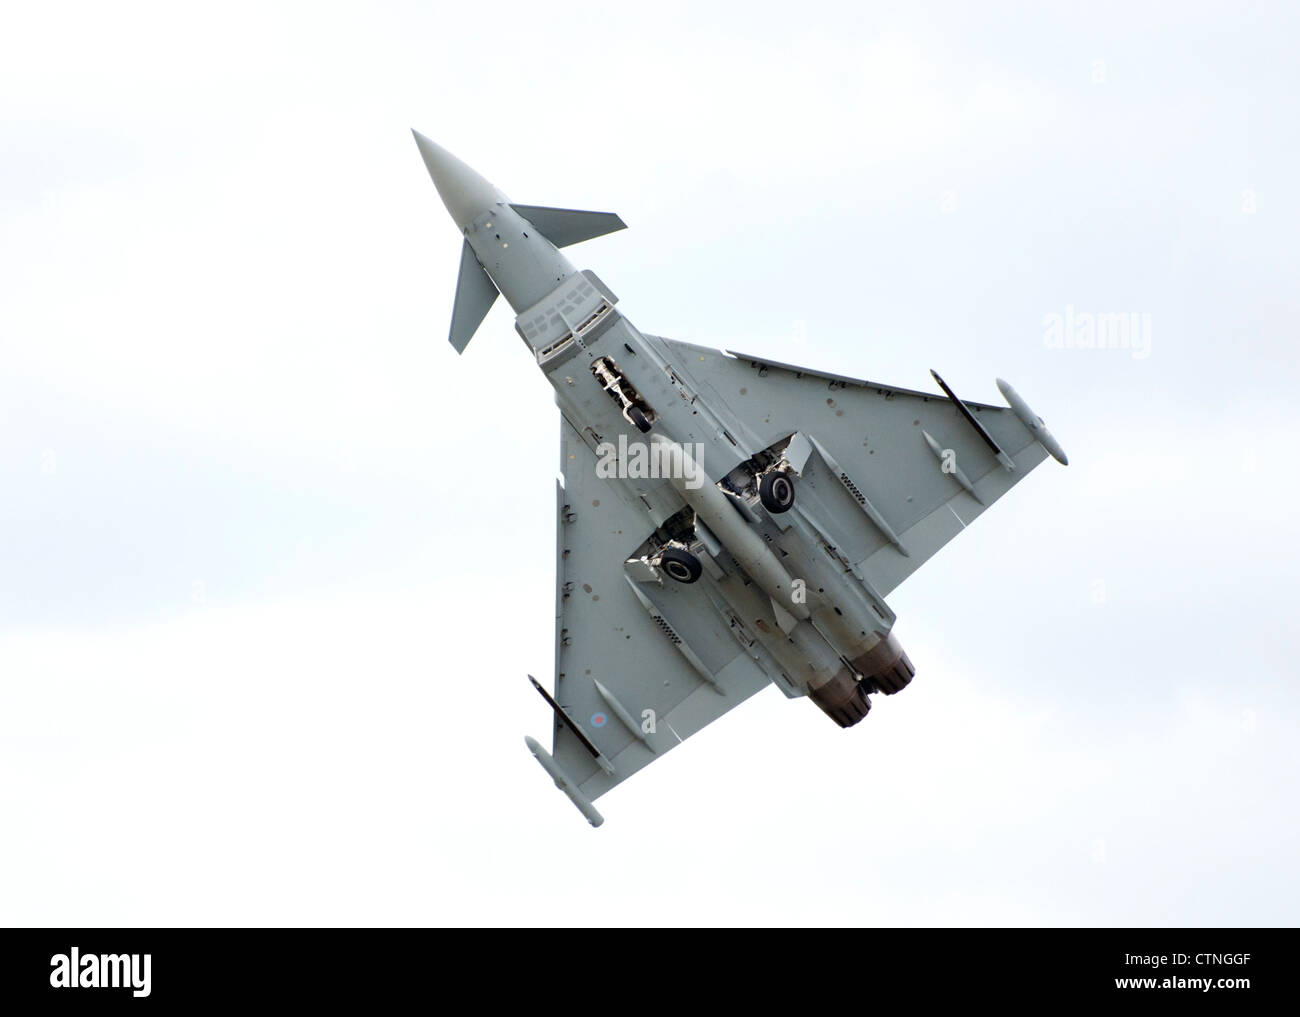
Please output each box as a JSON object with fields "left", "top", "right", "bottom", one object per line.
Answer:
{"left": 412, "top": 131, "right": 504, "bottom": 231}
{"left": 552, "top": 416, "right": 771, "bottom": 799}
{"left": 662, "top": 339, "right": 1051, "bottom": 596}
{"left": 448, "top": 239, "right": 497, "bottom": 353}
{"left": 412, "top": 131, "right": 1068, "bottom": 824}
{"left": 414, "top": 130, "right": 577, "bottom": 328}
{"left": 509, "top": 205, "right": 627, "bottom": 249}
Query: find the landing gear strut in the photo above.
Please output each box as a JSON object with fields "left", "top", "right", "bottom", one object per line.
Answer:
{"left": 591, "top": 356, "right": 655, "bottom": 433}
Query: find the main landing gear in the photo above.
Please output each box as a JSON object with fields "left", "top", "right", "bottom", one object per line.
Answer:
{"left": 758, "top": 470, "right": 796, "bottom": 513}
{"left": 658, "top": 545, "right": 703, "bottom": 584}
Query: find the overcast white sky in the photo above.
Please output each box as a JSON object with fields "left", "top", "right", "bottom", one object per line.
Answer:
{"left": 3, "top": 1, "right": 1298, "bottom": 926}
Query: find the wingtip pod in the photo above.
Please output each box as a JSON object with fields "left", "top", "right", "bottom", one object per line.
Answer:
{"left": 996, "top": 379, "right": 1069, "bottom": 465}
{"left": 524, "top": 736, "right": 605, "bottom": 827}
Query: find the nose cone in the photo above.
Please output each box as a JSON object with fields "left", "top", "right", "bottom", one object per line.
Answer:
{"left": 411, "top": 130, "right": 506, "bottom": 231}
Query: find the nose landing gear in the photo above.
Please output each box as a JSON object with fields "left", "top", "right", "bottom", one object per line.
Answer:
{"left": 591, "top": 356, "right": 655, "bottom": 433}
{"left": 626, "top": 404, "right": 652, "bottom": 434}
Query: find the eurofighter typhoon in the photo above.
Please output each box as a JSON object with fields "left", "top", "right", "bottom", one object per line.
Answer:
{"left": 412, "top": 131, "right": 1068, "bottom": 826}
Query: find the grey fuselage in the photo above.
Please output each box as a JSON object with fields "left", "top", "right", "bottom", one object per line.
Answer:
{"left": 420, "top": 135, "right": 906, "bottom": 716}
{"left": 466, "top": 200, "right": 744, "bottom": 510}
{"left": 470, "top": 199, "right": 898, "bottom": 704}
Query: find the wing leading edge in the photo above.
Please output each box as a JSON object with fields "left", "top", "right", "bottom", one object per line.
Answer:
{"left": 658, "top": 338, "right": 1065, "bottom": 598}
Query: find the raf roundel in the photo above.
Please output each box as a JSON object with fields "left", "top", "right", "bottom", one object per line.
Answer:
{"left": 590, "top": 713, "right": 607, "bottom": 728}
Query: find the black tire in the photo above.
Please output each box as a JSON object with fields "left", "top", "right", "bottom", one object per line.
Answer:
{"left": 659, "top": 546, "right": 702, "bottom": 584}
{"left": 759, "top": 470, "right": 796, "bottom": 513}
{"left": 627, "top": 405, "right": 652, "bottom": 433}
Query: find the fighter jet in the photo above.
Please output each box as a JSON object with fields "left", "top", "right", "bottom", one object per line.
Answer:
{"left": 412, "top": 131, "right": 1068, "bottom": 826}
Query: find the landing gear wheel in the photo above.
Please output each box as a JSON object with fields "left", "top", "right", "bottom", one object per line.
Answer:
{"left": 626, "top": 405, "right": 652, "bottom": 434}
{"left": 759, "top": 471, "right": 796, "bottom": 513}
{"left": 659, "top": 546, "right": 702, "bottom": 584}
